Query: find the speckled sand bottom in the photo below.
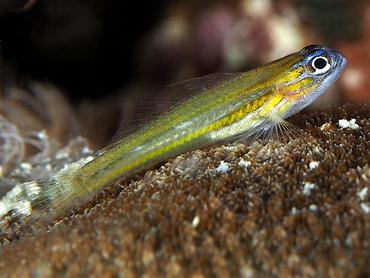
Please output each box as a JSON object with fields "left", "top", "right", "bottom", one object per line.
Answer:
{"left": 1, "top": 103, "right": 370, "bottom": 277}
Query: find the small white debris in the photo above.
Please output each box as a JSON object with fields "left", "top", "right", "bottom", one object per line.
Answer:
{"left": 55, "top": 151, "right": 70, "bottom": 160}
{"left": 313, "top": 146, "right": 323, "bottom": 155}
{"left": 192, "top": 215, "right": 200, "bottom": 227}
{"left": 338, "top": 119, "right": 350, "bottom": 128}
{"left": 309, "top": 204, "right": 317, "bottom": 211}
{"left": 62, "top": 156, "right": 95, "bottom": 170}
{"left": 349, "top": 119, "right": 360, "bottom": 129}
{"left": 82, "top": 146, "right": 92, "bottom": 154}
{"left": 223, "top": 145, "right": 237, "bottom": 151}
{"left": 20, "top": 162, "right": 32, "bottom": 170}
{"left": 36, "top": 130, "right": 48, "bottom": 139}
{"left": 357, "top": 187, "right": 368, "bottom": 201}
{"left": 216, "top": 161, "right": 229, "bottom": 173}
{"left": 320, "top": 122, "right": 331, "bottom": 131}
{"left": 238, "top": 158, "right": 251, "bottom": 168}
{"left": 309, "top": 161, "right": 319, "bottom": 170}
{"left": 338, "top": 118, "right": 360, "bottom": 130}
{"left": 291, "top": 207, "right": 297, "bottom": 216}
{"left": 302, "top": 182, "right": 315, "bottom": 196}
{"left": 240, "top": 267, "right": 255, "bottom": 278}
{"left": 360, "top": 203, "right": 370, "bottom": 214}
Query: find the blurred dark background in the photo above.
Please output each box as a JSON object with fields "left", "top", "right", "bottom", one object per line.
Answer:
{"left": 0, "top": 0, "right": 171, "bottom": 100}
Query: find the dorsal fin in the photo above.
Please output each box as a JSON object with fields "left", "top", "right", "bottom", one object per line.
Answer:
{"left": 98, "top": 97, "right": 175, "bottom": 154}
{"left": 169, "top": 72, "right": 245, "bottom": 93}
{"left": 99, "top": 72, "right": 245, "bottom": 154}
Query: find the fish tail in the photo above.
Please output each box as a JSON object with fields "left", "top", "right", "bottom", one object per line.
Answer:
{"left": 0, "top": 165, "right": 92, "bottom": 229}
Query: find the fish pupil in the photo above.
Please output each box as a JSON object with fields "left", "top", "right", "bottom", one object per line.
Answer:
{"left": 314, "top": 57, "right": 327, "bottom": 69}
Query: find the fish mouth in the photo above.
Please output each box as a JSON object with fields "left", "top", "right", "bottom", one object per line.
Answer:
{"left": 332, "top": 50, "right": 347, "bottom": 74}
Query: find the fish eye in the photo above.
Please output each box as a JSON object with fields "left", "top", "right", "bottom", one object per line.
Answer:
{"left": 308, "top": 55, "right": 331, "bottom": 75}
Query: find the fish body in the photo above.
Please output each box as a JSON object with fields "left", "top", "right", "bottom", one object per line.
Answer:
{"left": 0, "top": 45, "right": 347, "bottom": 227}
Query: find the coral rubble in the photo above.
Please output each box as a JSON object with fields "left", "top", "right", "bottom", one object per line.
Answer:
{"left": 0, "top": 103, "right": 370, "bottom": 277}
